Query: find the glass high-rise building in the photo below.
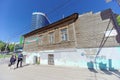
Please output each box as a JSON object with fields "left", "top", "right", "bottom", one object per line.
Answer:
{"left": 31, "top": 12, "right": 50, "bottom": 30}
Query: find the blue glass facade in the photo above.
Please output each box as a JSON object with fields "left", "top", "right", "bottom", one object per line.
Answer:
{"left": 31, "top": 12, "right": 50, "bottom": 30}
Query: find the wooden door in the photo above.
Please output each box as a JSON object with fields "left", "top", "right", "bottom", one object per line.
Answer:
{"left": 48, "top": 54, "right": 54, "bottom": 65}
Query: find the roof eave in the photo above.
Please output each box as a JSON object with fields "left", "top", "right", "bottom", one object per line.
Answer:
{"left": 23, "top": 13, "right": 79, "bottom": 37}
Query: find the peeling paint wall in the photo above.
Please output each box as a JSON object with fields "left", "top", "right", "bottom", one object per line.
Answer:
{"left": 23, "top": 47, "right": 120, "bottom": 70}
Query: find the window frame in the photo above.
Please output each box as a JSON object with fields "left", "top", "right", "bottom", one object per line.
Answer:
{"left": 60, "top": 28, "right": 68, "bottom": 41}
{"left": 49, "top": 32, "right": 55, "bottom": 44}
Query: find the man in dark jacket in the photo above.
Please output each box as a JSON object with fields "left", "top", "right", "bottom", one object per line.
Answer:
{"left": 9, "top": 54, "right": 16, "bottom": 69}
{"left": 17, "top": 53, "right": 23, "bottom": 68}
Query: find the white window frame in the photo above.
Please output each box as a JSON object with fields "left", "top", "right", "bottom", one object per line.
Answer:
{"left": 61, "top": 28, "right": 68, "bottom": 41}
{"left": 49, "top": 32, "right": 54, "bottom": 44}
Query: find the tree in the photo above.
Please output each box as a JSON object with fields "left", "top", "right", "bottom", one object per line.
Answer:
{"left": 8, "top": 44, "right": 15, "bottom": 52}
{"left": 117, "top": 15, "right": 120, "bottom": 26}
{"left": 15, "top": 43, "right": 23, "bottom": 51}
{"left": 0, "top": 41, "right": 6, "bottom": 51}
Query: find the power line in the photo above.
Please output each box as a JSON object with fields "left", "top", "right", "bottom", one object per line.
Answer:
{"left": 94, "top": 19, "right": 114, "bottom": 63}
{"left": 47, "top": 0, "right": 70, "bottom": 15}
{"left": 48, "top": 0, "right": 77, "bottom": 22}
{"left": 8, "top": 0, "right": 70, "bottom": 42}
{"left": 56, "top": 1, "right": 79, "bottom": 17}
{"left": 6, "top": 0, "right": 76, "bottom": 42}
{"left": 3, "top": 26, "right": 30, "bottom": 52}
{"left": 7, "top": 26, "right": 30, "bottom": 42}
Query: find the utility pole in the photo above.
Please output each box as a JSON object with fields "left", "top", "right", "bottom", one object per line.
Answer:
{"left": 4, "top": 37, "right": 10, "bottom": 54}
{"left": 5, "top": 42, "right": 9, "bottom": 53}
{"left": 3, "top": 41, "right": 9, "bottom": 59}
{"left": 14, "top": 43, "right": 16, "bottom": 52}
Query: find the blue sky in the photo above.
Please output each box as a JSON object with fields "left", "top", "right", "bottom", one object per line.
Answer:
{"left": 0, "top": 0, "right": 120, "bottom": 43}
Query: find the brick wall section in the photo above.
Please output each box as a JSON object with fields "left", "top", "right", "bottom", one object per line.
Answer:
{"left": 23, "top": 22, "right": 76, "bottom": 52}
{"left": 23, "top": 9, "right": 120, "bottom": 52}
{"left": 24, "top": 34, "right": 39, "bottom": 52}
{"left": 74, "top": 10, "right": 119, "bottom": 48}
{"left": 42, "top": 32, "right": 49, "bottom": 45}
{"left": 37, "top": 23, "right": 76, "bottom": 50}
{"left": 68, "top": 23, "right": 75, "bottom": 41}
{"left": 55, "top": 28, "right": 60, "bottom": 43}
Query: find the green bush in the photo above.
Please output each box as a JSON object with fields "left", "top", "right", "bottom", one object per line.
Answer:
{"left": 117, "top": 15, "right": 120, "bottom": 26}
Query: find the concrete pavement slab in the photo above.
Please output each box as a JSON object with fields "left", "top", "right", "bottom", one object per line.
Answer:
{"left": 0, "top": 64, "right": 120, "bottom": 80}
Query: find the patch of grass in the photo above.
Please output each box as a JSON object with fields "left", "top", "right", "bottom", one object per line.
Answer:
{"left": 37, "top": 61, "right": 40, "bottom": 64}
{"left": 0, "top": 54, "right": 11, "bottom": 59}
{"left": 0, "top": 54, "right": 3, "bottom": 58}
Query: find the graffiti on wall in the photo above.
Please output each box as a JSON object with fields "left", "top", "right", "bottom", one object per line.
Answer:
{"left": 86, "top": 55, "right": 106, "bottom": 60}
{"left": 80, "top": 49, "right": 107, "bottom": 70}
{"left": 81, "top": 48, "right": 106, "bottom": 60}
{"left": 84, "top": 49, "right": 97, "bottom": 55}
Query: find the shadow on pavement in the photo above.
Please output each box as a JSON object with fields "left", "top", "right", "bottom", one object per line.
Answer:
{"left": 88, "top": 68, "right": 98, "bottom": 73}
{"left": 22, "top": 64, "right": 30, "bottom": 67}
{"left": 100, "top": 69, "right": 120, "bottom": 78}
{"left": 101, "top": 69, "right": 112, "bottom": 75}
{"left": 14, "top": 64, "right": 30, "bottom": 70}
{"left": 87, "top": 61, "right": 120, "bottom": 78}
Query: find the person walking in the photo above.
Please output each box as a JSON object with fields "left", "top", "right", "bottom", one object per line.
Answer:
{"left": 9, "top": 54, "right": 16, "bottom": 69}
{"left": 17, "top": 53, "right": 23, "bottom": 68}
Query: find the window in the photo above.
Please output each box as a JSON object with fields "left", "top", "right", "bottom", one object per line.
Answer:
{"left": 39, "top": 36, "right": 43, "bottom": 45}
{"left": 61, "top": 28, "right": 68, "bottom": 41}
{"left": 49, "top": 32, "right": 54, "bottom": 44}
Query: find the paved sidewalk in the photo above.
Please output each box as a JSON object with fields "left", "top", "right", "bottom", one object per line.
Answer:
{"left": 0, "top": 58, "right": 9, "bottom": 64}
{"left": 0, "top": 64, "right": 120, "bottom": 80}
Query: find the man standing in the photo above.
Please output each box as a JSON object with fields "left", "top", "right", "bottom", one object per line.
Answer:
{"left": 17, "top": 53, "right": 23, "bottom": 68}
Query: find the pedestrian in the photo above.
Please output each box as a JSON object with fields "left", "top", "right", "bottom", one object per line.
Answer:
{"left": 9, "top": 54, "right": 16, "bottom": 69}
{"left": 17, "top": 52, "right": 23, "bottom": 68}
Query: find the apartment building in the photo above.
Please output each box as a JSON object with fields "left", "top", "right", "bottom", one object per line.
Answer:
{"left": 23, "top": 9, "right": 120, "bottom": 70}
